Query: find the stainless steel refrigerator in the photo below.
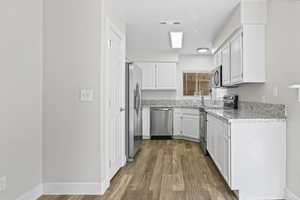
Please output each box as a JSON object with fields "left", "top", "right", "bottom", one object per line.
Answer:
{"left": 125, "top": 62, "right": 143, "bottom": 162}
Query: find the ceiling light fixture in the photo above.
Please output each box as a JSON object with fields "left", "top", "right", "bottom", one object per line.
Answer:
{"left": 197, "top": 48, "right": 210, "bottom": 54}
{"left": 170, "top": 32, "right": 183, "bottom": 49}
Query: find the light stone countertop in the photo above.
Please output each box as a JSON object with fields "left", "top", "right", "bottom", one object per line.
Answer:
{"left": 142, "top": 99, "right": 286, "bottom": 123}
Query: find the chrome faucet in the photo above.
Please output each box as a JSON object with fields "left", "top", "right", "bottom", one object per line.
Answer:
{"left": 201, "top": 95, "right": 205, "bottom": 106}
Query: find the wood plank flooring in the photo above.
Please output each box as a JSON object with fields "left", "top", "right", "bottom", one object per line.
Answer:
{"left": 39, "top": 140, "right": 236, "bottom": 200}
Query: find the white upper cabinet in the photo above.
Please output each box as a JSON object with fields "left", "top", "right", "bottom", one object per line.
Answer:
{"left": 230, "top": 32, "right": 243, "bottom": 84}
{"left": 138, "top": 62, "right": 177, "bottom": 90}
{"left": 137, "top": 63, "right": 156, "bottom": 89}
{"left": 213, "top": 1, "right": 267, "bottom": 87}
{"left": 213, "top": 25, "right": 266, "bottom": 87}
{"left": 221, "top": 44, "right": 231, "bottom": 86}
{"left": 156, "top": 63, "right": 177, "bottom": 89}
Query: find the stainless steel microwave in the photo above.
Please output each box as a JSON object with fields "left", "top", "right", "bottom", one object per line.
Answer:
{"left": 211, "top": 66, "right": 222, "bottom": 88}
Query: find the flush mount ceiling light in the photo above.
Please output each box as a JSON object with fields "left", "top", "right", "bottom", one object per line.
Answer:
{"left": 170, "top": 32, "right": 183, "bottom": 49}
{"left": 197, "top": 48, "right": 210, "bottom": 54}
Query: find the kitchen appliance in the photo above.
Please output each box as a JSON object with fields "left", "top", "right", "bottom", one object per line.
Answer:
{"left": 199, "top": 108, "right": 208, "bottom": 155}
{"left": 150, "top": 107, "right": 173, "bottom": 139}
{"left": 223, "top": 94, "right": 239, "bottom": 109}
{"left": 211, "top": 66, "right": 222, "bottom": 88}
{"left": 125, "top": 62, "right": 143, "bottom": 162}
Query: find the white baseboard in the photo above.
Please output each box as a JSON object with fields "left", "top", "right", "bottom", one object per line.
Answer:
{"left": 16, "top": 184, "right": 43, "bottom": 200}
{"left": 172, "top": 135, "right": 200, "bottom": 143}
{"left": 43, "top": 183, "right": 102, "bottom": 195}
{"left": 100, "top": 179, "right": 110, "bottom": 195}
{"left": 143, "top": 136, "right": 151, "bottom": 140}
{"left": 286, "top": 188, "right": 300, "bottom": 200}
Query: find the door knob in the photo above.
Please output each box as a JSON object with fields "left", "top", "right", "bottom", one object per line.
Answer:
{"left": 120, "top": 107, "right": 125, "bottom": 112}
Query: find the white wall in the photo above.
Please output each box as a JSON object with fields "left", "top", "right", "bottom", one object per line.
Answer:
{"left": 213, "top": 4, "right": 241, "bottom": 52}
{"left": 0, "top": 0, "right": 43, "bottom": 199}
{"left": 127, "top": 49, "right": 179, "bottom": 63}
{"left": 229, "top": 0, "right": 300, "bottom": 197}
{"left": 43, "top": 0, "right": 102, "bottom": 184}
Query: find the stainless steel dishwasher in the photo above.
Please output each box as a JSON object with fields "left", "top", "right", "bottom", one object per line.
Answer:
{"left": 150, "top": 107, "right": 173, "bottom": 139}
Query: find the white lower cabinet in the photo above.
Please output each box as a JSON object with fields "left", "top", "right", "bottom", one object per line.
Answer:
{"left": 143, "top": 107, "right": 199, "bottom": 140}
{"left": 173, "top": 111, "right": 183, "bottom": 136}
{"left": 173, "top": 109, "right": 199, "bottom": 140}
{"left": 207, "top": 114, "right": 231, "bottom": 185}
{"left": 207, "top": 113, "right": 286, "bottom": 200}
{"left": 142, "top": 107, "right": 150, "bottom": 139}
{"left": 182, "top": 115, "right": 199, "bottom": 139}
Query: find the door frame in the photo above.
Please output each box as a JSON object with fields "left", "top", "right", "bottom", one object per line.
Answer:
{"left": 99, "top": 17, "right": 126, "bottom": 194}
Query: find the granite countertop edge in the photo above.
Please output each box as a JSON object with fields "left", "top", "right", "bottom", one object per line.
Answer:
{"left": 142, "top": 104, "right": 286, "bottom": 123}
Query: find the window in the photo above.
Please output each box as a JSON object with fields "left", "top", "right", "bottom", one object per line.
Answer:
{"left": 183, "top": 72, "right": 211, "bottom": 96}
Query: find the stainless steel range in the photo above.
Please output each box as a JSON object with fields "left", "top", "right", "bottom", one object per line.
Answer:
{"left": 199, "top": 107, "right": 208, "bottom": 155}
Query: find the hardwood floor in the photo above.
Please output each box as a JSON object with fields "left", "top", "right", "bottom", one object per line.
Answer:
{"left": 39, "top": 140, "right": 236, "bottom": 200}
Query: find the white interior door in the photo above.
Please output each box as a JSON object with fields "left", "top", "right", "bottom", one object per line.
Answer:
{"left": 107, "top": 22, "right": 125, "bottom": 180}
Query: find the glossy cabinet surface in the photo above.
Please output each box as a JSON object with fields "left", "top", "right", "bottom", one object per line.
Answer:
{"left": 230, "top": 33, "right": 243, "bottom": 84}
{"left": 207, "top": 114, "right": 231, "bottom": 186}
{"left": 137, "top": 62, "right": 177, "bottom": 90}
{"left": 221, "top": 44, "right": 231, "bottom": 86}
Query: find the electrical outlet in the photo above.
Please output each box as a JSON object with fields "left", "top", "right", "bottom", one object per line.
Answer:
{"left": 273, "top": 86, "right": 279, "bottom": 97}
{"left": 0, "top": 176, "right": 7, "bottom": 192}
{"left": 285, "top": 106, "right": 288, "bottom": 117}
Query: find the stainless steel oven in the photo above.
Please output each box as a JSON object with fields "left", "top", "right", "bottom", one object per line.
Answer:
{"left": 212, "top": 65, "right": 222, "bottom": 88}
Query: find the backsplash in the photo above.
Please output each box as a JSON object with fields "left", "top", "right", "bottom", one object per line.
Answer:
{"left": 238, "top": 101, "right": 286, "bottom": 119}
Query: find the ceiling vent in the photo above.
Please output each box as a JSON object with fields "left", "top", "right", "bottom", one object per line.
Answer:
{"left": 160, "top": 21, "right": 182, "bottom": 25}
{"left": 160, "top": 21, "right": 169, "bottom": 25}
{"left": 173, "top": 21, "right": 182, "bottom": 25}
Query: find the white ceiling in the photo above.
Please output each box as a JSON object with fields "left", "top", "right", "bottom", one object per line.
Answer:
{"left": 114, "top": 0, "right": 240, "bottom": 55}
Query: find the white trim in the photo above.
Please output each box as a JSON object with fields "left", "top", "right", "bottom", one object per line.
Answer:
{"left": 143, "top": 136, "right": 151, "bottom": 140}
{"left": 286, "top": 188, "right": 300, "bottom": 200}
{"left": 99, "top": 16, "right": 127, "bottom": 193}
{"left": 16, "top": 184, "right": 43, "bottom": 200}
{"left": 43, "top": 183, "right": 102, "bottom": 195}
{"left": 100, "top": 179, "right": 110, "bottom": 195}
{"left": 172, "top": 136, "right": 200, "bottom": 143}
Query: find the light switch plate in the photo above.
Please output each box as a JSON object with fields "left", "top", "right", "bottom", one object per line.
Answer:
{"left": 261, "top": 96, "right": 266, "bottom": 103}
{"left": 0, "top": 176, "right": 7, "bottom": 192}
{"left": 273, "top": 86, "right": 279, "bottom": 97}
{"left": 80, "top": 89, "right": 94, "bottom": 102}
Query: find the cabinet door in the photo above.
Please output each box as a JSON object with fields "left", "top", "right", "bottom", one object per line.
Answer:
{"left": 138, "top": 63, "right": 156, "bottom": 89}
{"left": 213, "top": 53, "right": 218, "bottom": 67}
{"left": 156, "top": 63, "right": 177, "bottom": 89}
{"left": 216, "top": 119, "right": 224, "bottom": 172}
{"left": 224, "top": 135, "right": 231, "bottom": 186}
{"left": 230, "top": 33, "right": 243, "bottom": 84}
{"left": 173, "top": 112, "right": 183, "bottom": 136}
{"left": 222, "top": 44, "right": 231, "bottom": 86}
{"left": 182, "top": 114, "right": 200, "bottom": 140}
{"left": 142, "top": 107, "right": 150, "bottom": 139}
{"left": 207, "top": 115, "right": 213, "bottom": 155}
